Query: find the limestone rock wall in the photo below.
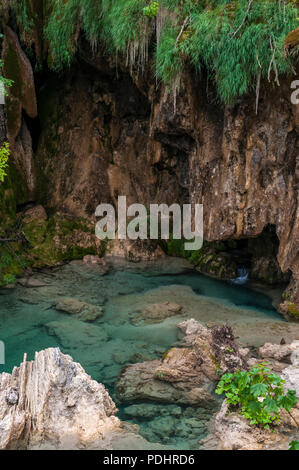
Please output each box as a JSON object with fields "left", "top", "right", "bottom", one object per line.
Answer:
{"left": 2, "top": 26, "right": 37, "bottom": 203}
{"left": 0, "top": 25, "right": 298, "bottom": 312}
{"left": 34, "top": 58, "right": 298, "bottom": 312}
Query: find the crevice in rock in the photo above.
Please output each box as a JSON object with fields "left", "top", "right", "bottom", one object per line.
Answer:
{"left": 22, "top": 111, "right": 41, "bottom": 154}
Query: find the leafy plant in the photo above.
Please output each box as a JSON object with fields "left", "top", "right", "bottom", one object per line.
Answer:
{"left": 143, "top": 2, "right": 159, "bottom": 18}
{"left": 155, "top": 370, "right": 165, "bottom": 379}
{"left": 289, "top": 440, "right": 299, "bottom": 450}
{"left": 0, "top": 142, "right": 10, "bottom": 183}
{"left": 216, "top": 363, "right": 298, "bottom": 429}
{"left": 3, "top": 273, "right": 16, "bottom": 285}
{"left": 0, "top": 251, "right": 13, "bottom": 268}
{"left": 11, "top": 1, "right": 299, "bottom": 104}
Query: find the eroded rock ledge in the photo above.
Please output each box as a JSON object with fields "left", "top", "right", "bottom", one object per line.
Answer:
{"left": 115, "top": 320, "right": 248, "bottom": 407}
{"left": 0, "top": 348, "right": 162, "bottom": 450}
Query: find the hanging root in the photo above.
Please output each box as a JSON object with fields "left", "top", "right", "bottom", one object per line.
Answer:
{"left": 255, "top": 55, "right": 262, "bottom": 115}
{"left": 230, "top": 0, "right": 254, "bottom": 39}
{"left": 268, "top": 36, "right": 280, "bottom": 86}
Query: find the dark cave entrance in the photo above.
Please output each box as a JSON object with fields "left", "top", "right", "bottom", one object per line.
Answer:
{"left": 222, "top": 225, "right": 291, "bottom": 286}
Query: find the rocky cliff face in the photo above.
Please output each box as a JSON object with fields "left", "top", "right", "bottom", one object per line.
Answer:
{"left": 1, "top": 28, "right": 298, "bottom": 315}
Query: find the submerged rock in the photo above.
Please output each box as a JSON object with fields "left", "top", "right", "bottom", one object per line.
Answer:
{"left": 258, "top": 340, "right": 299, "bottom": 363}
{"left": 130, "top": 301, "right": 183, "bottom": 325}
{"left": 124, "top": 403, "right": 182, "bottom": 419}
{"left": 53, "top": 297, "right": 103, "bottom": 322}
{"left": 46, "top": 319, "right": 108, "bottom": 348}
{"left": 82, "top": 256, "right": 109, "bottom": 275}
{"left": 18, "top": 277, "right": 48, "bottom": 288}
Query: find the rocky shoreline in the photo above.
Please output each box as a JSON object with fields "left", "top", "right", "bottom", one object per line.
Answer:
{"left": 0, "top": 318, "right": 298, "bottom": 450}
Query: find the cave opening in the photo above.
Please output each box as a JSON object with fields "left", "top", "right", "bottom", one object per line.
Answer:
{"left": 222, "top": 225, "right": 291, "bottom": 286}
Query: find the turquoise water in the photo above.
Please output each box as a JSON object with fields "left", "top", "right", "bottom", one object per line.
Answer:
{"left": 0, "top": 259, "right": 280, "bottom": 374}
{"left": 0, "top": 258, "right": 297, "bottom": 449}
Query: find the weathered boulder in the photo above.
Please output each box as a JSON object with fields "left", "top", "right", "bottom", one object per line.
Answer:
{"left": 22, "top": 205, "right": 48, "bottom": 224}
{"left": 259, "top": 340, "right": 299, "bottom": 363}
{"left": 179, "top": 319, "right": 247, "bottom": 375}
{"left": 0, "top": 348, "right": 168, "bottom": 450}
{"left": 280, "top": 341, "right": 299, "bottom": 398}
{"left": 282, "top": 366, "right": 299, "bottom": 398}
{"left": 53, "top": 297, "right": 103, "bottom": 322}
{"left": 106, "top": 239, "right": 166, "bottom": 262}
{"left": 116, "top": 320, "right": 246, "bottom": 407}
{"left": 116, "top": 357, "right": 216, "bottom": 407}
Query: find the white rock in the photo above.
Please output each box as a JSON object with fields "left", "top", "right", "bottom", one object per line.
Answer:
{"left": 259, "top": 342, "right": 295, "bottom": 362}
{"left": 0, "top": 348, "right": 122, "bottom": 450}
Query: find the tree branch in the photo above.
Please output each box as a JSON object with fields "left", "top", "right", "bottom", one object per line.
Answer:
{"left": 175, "top": 16, "right": 190, "bottom": 48}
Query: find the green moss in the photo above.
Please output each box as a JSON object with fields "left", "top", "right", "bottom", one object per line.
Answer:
{"left": 208, "top": 352, "right": 220, "bottom": 371}
{"left": 0, "top": 245, "right": 25, "bottom": 286}
{"left": 162, "top": 348, "right": 174, "bottom": 360}
{"left": 0, "top": 164, "right": 19, "bottom": 226}
{"left": 0, "top": 211, "right": 103, "bottom": 286}
{"left": 22, "top": 214, "right": 103, "bottom": 268}
{"left": 287, "top": 303, "right": 299, "bottom": 319}
{"left": 165, "top": 237, "right": 237, "bottom": 280}
{"left": 166, "top": 238, "right": 189, "bottom": 258}
{"left": 58, "top": 218, "right": 92, "bottom": 235}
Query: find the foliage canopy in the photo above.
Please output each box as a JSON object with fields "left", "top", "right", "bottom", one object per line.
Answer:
{"left": 10, "top": 1, "right": 299, "bottom": 104}
{"left": 216, "top": 363, "right": 298, "bottom": 428}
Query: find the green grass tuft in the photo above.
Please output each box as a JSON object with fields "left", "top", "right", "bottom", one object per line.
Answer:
{"left": 10, "top": 0, "right": 299, "bottom": 104}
